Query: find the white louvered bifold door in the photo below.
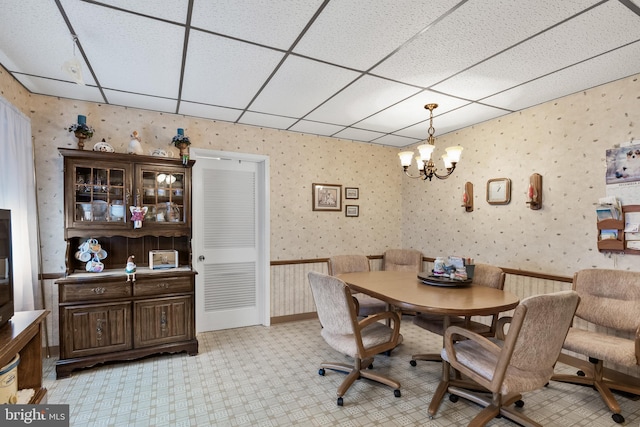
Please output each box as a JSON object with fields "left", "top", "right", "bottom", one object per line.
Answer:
{"left": 194, "top": 157, "right": 260, "bottom": 332}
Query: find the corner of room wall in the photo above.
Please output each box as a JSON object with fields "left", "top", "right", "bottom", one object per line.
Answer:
{"left": 400, "top": 73, "right": 640, "bottom": 276}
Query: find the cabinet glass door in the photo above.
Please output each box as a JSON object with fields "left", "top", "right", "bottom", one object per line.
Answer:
{"left": 139, "top": 167, "right": 187, "bottom": 224}
{"left": 74, "top": 164, "right": 128, "bottom": 224}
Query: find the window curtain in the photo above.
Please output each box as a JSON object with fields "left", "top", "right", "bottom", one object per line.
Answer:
{"left": 0, "top": 94, "right": 37, "bottom": 311}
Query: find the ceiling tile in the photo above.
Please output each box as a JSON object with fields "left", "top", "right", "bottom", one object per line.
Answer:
{"left": 289, "top": 120, "right": 346, "bottom": 137}
{"left": 89, "top": 0, "right": 190, "bottom": 23}
{"left": 104, "top": 90, "right": 178, "bottom": 114}
{"left": 333, "top": 127, "right": 385, "bottom": 143}
{"left": 14, "top": 74, "right": 104, "bottom": 103}
{"left": 433, "top": 1, "right": 640, "bottom": 100}
{"left": 181, "top": 30, "right": 285, "bottom": 109}
{"left": 373, "top": 134, "right": 421, "bottom": 148}
{"left": 191, "top": 0, "right": 323, "bottom": 50}
{"left": 178, "top": 102, "right": 242, "bottom": 123}
{"left": 397, "top": 103, "right": 509, "bottom": 139}
{"left": 238, "top": 111, "right": 298, "bottom": 130}
{"left": 354, "top": 91, "right": 469, "bottom": 134}
{"left": 293, "top": 0, "right": 461, "bottom": 70}
{"left": 483, "top": 40, "right": 640, "bottom": 111}
{"left": 371, "top": 0, "right": 604, "bottom": 88}
{"left": 250, "top": 56, "right": 360, "bottom": 117}
{"left": 60, "top": 0, "right": 185, "bottom": 98}
{"left": 0, "top": 0, "right": 96, "bottom": 85}
{"left": 305, "top": 75, "right": 421, "bottom": 126}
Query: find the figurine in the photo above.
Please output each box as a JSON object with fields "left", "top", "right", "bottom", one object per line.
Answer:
{"left": 128, "top": 130, "right": 144, "bottom": 155}
{"left": 130, "top": 205, "right": 148, "bottom": 229}
{"left": 125, "top": 255, "right": 136, "bottom": 282}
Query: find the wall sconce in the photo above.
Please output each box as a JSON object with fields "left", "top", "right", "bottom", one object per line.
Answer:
{"left": 526, "top": 173, "right": 542, "bottom": 210}
{"left": 462, "top": 182, "right": 473, "bottom": 212}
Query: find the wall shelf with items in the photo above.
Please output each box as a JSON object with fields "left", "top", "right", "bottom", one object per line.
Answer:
{"left": 597, "top": 204, "right": 640, "bottom": 254}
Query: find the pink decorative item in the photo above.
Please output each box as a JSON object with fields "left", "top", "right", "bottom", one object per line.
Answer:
{"left": 130, "top": 205, "right": 148, "bottom": 229}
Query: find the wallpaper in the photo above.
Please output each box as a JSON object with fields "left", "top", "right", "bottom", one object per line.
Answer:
{"left": 401, "top": 75, "right": 640, "bottom": 276}
{"left": 1, "top": 65, "right": 639, "bottom": 277}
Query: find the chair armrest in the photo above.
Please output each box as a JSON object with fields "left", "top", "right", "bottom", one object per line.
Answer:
{"left": 444, "top": 325, "right": 502, "bottom": 360}
{"left": 495, "top": 316, "right": 512, "bottom": 341}
{"left": 359, "top": 310, "right": 400, "bottom": 330}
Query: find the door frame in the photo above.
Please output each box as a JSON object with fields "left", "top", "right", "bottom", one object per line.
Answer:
{"left": 191, "top": 147, "right": 271, "bottom": 328}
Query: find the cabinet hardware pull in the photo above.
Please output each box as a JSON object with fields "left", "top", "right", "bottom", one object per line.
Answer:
{"left": 96, "top": 318, "right": 103, "bottom": 341}
{"left": 157, "top": 283, "right": 170, "bottom": 289}
{"left": 92, "top": 287, "right": 106, "bottom": 294}
{"left": 160, "top": 311, "right": 168, "bottom": 331}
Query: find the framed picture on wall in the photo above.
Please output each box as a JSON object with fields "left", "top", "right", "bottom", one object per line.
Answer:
{"left": 312, "top": 183, "right": 342, "bottom": 211}
{"left": 345, "top": 205, "right": 359, "bottom": 217}
{"left": 345, "top": 187, "right": 359, "bottom": 199}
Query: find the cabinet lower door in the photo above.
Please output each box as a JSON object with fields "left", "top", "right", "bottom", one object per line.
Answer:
{"left": 62, "top": 302, "right": 132, "bottom": 358}
{"left": 134, "top": 296, "right": 193, "bottom": 348}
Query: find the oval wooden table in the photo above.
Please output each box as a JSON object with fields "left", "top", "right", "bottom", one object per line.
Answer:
{"left": 337, "top": 270, "right": 520, "bottom": 418}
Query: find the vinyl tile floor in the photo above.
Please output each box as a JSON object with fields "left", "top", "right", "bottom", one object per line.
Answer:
{"left": 43, "top": 317, "right": 640, "bottom": 426}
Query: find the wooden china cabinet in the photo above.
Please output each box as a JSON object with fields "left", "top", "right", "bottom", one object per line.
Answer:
{"left": 55, "top": 148, "right": 198, "bottom": 378}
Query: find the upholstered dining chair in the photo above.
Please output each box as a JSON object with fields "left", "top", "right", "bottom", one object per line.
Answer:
{"left": 307, "top": 271, "right": 402, "bottom": 406}
{"left": 551, "top": 269, "right": 640, "bottom": 424}
{"left": 429, "top": 290, "right": 580, "bottom": 427}
{"left": 383, "top": 249, "right": 423, "bottom": 272}
{"left": 410, "top": 263, "right": 506, "bottom": 365}
{"left": 328, "top": 255, "right": 387, "bottom": 316}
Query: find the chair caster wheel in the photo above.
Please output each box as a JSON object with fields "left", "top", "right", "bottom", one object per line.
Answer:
{"left": 515, "top": 400, "right": 524, "bottom": 408}
{"left": 394, "top": 389, "right": 401, "bottom": 398}
{"left": 577, "top": 370, "right": 585, "bottom": 377}
{"left": 318, "top": 368, "right": 325, "bottom": 376}
{"left": 337, "top": 397, "right": 343, "bottom": 406}
{"left": 449, "top": 394, "right": 459, "bottom": 403}
{"left": 368, "top": 363, "right": 373, "bottom": 369}
{"left": 612, "top": 413, "right": 624, "bottom": 424}
{"left": 410, "top": 360, "right": 417, "bottom": 367}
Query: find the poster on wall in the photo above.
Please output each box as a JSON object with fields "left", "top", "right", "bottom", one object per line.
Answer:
{"left": 605, "top": 143, "right": 640, "bottom": 205}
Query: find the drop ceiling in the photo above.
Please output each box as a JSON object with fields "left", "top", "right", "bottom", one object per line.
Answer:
{"left": 1, "top": 0, "right": 640, "bottom": 148}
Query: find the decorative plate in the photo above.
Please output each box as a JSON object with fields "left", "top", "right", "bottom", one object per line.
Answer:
{"left": 93, "top": 141, "right": 115, "bottom": 152}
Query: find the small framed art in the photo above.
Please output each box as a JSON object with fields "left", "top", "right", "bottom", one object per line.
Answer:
{"left": 312, "top": 183, "right": 342, "bottom": 211}
{"left": 345, "top": 205, "right": 359, "bottom": 217}
{"left": 345, "top": 187, "right": 359, "bottom": 199}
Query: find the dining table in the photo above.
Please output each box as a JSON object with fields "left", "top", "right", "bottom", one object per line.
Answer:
{"left": 336, "top": 270, "right": 520, "bottom": 417}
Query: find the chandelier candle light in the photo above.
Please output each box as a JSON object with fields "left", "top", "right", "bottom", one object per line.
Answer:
{"left": 398, "top": 104, "right": 463, "bottom": 181}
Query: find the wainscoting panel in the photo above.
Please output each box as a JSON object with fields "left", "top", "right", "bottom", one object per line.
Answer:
{"left": 270, "top": 262, "right": 327, "bottom": 317}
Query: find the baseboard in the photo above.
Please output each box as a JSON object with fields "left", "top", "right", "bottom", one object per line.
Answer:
{"left": 270, "top": 312, "right": 318, "bottom": 324}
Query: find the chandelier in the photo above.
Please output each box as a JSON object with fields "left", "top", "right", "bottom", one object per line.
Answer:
{"left": 398, "top": 103, "right": 463, "bottom": 181}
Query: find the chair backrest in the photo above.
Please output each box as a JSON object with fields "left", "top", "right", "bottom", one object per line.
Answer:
{"left": 572, "top": 269, "right": 640, "bottom": 333}
{"left": 308, "top": 271, "right": 356, "bottom": 335}
{"left": 472, "top": 263, "right": 505, "bottom": 290}
{"left": 328, "top": 255, "right": 370, "bottom": 275}
{"left": 507, "top": 290, "right": 580, "bottom": 374}
{"left": 383, "top": 249, "right": 423, "bottom": 272}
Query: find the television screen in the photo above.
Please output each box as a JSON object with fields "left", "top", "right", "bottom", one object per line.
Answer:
{"left": 0, "top": 209, "right": 14, "bottom": 328}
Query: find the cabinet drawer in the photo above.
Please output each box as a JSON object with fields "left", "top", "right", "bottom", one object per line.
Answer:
{"left": 133, "top": 277, "right": 193, "bottom": 297}
{"left": 60, "top": 281, "right": 132, "bottom": 303}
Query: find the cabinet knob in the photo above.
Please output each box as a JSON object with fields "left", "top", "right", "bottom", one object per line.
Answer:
{"left": 92, "top": 287, "right": 106, "bottom": 294}
{"left": 157, "top": 283, "right": 170, "bottom": 289}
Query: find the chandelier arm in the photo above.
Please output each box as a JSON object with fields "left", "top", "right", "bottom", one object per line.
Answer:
{"left": 432, "top": 164, "right": 456, "bottom": 180}
{"left": 402, "top": 168, "right": 426, "bottom": 180}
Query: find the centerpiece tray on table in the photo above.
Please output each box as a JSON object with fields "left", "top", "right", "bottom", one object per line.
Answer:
{"left": 417, "top": 271, "right": 472, "bottom": 287}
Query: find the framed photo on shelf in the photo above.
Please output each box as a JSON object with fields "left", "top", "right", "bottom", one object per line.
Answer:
{"left": 312, "top": 183, "right": 342, "bottom": 211}
{"left": 345, "top": 205, "right": 359, "bottom": 217}
{"left": 345, "top": 187, "right": 359, "bottom": 199}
